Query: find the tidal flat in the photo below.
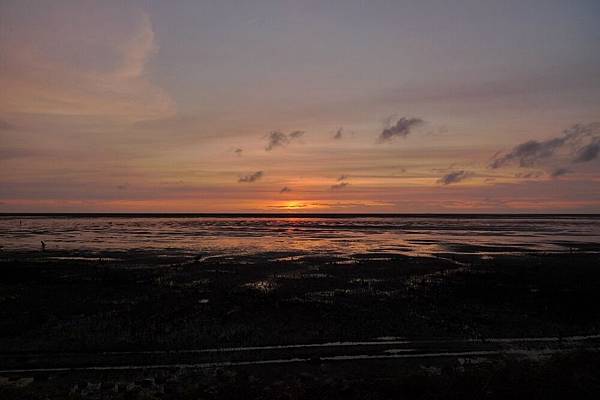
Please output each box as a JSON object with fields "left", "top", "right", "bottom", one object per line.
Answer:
{"left": 1, "top": 247, "right": 600, "bottom": 399}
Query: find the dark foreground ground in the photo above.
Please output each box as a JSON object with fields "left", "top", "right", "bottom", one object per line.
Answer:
{"left": 1, "top": 249, "right": 600, "bottom": 398}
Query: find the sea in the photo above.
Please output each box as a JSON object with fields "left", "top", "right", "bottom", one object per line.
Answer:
{"left": 1, "top": 214, "right": 599, "bottom": 258}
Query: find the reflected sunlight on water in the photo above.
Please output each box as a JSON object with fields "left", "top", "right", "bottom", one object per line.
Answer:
{"left": 1, "top": 215, "right": 599, "bottom": 257}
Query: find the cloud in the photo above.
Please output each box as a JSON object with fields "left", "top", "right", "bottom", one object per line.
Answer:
{"left": 289, "top": 130, "right": 305, "bottom": 139}
{"left": 234, "top": 148, "right": 243, "bottom": 156}
{"left": 279, "top": 186, "right": 292, "bottom": 193}
{"left": 490, "top": 139, "right": 565, "bottom": 169}
{"left": 573, "top": 139, "right": 600, "bottom": 163}
{"left": 238, "top": 171, "right": 264, "bottom": 183}
{"left": 437, "top": 170, "right": 473, "bottom": 185}
{"left": 265, "top": 130, "right": 305, "bottom": 151}
{"left": 378, "top": 117, "right": 424, "bottom": 143}
{"left": 330, "top": 182, "right": 350, "bottom": 190}
{"left": 550, "top": 168, "right": 570, "bottom": 177}
{"left": 337, "top": 175, "right": 349, "bottom": 181}
{"left": 490, "top": 123, "right": 600, "bottom": 169}
{"left": 268, "top": 204, "right": 308, "bottom": 209}
{"left": 114, "top": 13, "right": 156, "bottom": 80}
{"left": 515, "top": 171, "right": 544, "bottom": 179}
{"left": 265, "top": 131, "right": 287, "bottom": 151}
{"left": 333, "top": 127, "right": 343, "bottom": 140}
{"left": 0, "top": 8, "right": 173, "bottom": 120}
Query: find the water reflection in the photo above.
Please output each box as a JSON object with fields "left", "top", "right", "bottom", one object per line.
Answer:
{"left": 0, "top": 216, "right": 599, "bottom": 256}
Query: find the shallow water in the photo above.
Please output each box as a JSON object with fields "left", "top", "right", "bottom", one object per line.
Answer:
{"left": 0, "top": 215, "right": 599, "bottom": 256}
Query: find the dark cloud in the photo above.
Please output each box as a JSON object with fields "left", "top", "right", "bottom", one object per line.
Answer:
{"left": 333, "top": 127, "right": 343, "bottom": 140}
{"left": 265, "top": 130, "right": 305, "bottom": 151}
{"left": 490, "top": 139, "right": 565, "bottom": 169}
{"left": 573, "top": 139, "right": 600, "bottom": 163}
{"left": 378, "top": 117, "right": 424, "bottom": 143}
{"left": 279, "top": 186, "right": 292, "bottom": 193}
{"left": 234, "top": 148, "right": 243, "bottom": 156}
{"left": 265, "top": 131, "right": 287, "bottom": 151}
{"left": 490, "top": 123, "right": 600, "bottom": 169}
{"left": 330, "top": 182, "right": 350, "bottom": 190}
{"left": 437, "top": 170, "right": 473, "bottom": 185}
{"left": 238, "top": 171, "right": 264, "bottom": 183}
{"left": 116, "top": 184, "right": 129, "bottom": 190}
{"left": 550, "top": 167, "right": 570, "bottom": 177}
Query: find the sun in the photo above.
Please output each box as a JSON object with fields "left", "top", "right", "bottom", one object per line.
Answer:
{"left": 283, "top": 201, "right": 306, "bottom": 209}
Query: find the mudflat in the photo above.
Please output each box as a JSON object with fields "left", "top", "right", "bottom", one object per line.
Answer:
{"left": 1, "top": 248, "right": 599, "bottom": 399}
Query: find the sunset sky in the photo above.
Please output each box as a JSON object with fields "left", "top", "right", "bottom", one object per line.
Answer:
{"left": 1, "top": 0, "right": 599, "bottom": 213}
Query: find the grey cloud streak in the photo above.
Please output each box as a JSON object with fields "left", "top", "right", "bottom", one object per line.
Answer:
{"left": 330, "top": 182, "right": 350, "bottom": 190}
{"left": 238, "top": 171, "right": 264, "bottom": 183}
{"left": 437, "top": 170, "right": 473, "bottom": 185}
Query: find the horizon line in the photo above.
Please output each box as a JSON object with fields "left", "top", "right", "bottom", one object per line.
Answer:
{"left": 1, "top": 212, "right": 599, "bottom": 218}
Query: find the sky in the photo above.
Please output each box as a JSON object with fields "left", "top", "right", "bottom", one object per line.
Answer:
{"left": 1, "top": 0, "right": 599, "bottom": 213}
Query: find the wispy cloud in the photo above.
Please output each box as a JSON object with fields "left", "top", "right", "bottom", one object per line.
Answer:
{"left": 330, "top": 182, "right": 350, "bottom": 190}
{"left": 378, "top": 117, "right": 424, "bottom": 143}
{"left": 265, "top": 130, "right": 305, "bottom": 151}
{"left": 333, "top": 127, "right": 343, "bottom": 140}
{"left": 268, "top": 201, "right": 392, "bottom": 210}
{"left": 268, "top": 204, "right": 308, "bottom": 209}
{"left": 114, "top": 13, "right": 156, "bottom": 80}
{"left": 437, "top": 170, "right": 473, "bottom": 185}
{"left": 289, "top": 130, "right": 304, "bottom": 139}
{"left": 238, "top": 171, "right": 264, "bottom": 183}
{"left": 515, "top": 171, "right": 544, "bottom": 179}
{"left": 0, "top": 8, "right": 173, "bottom": 119}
